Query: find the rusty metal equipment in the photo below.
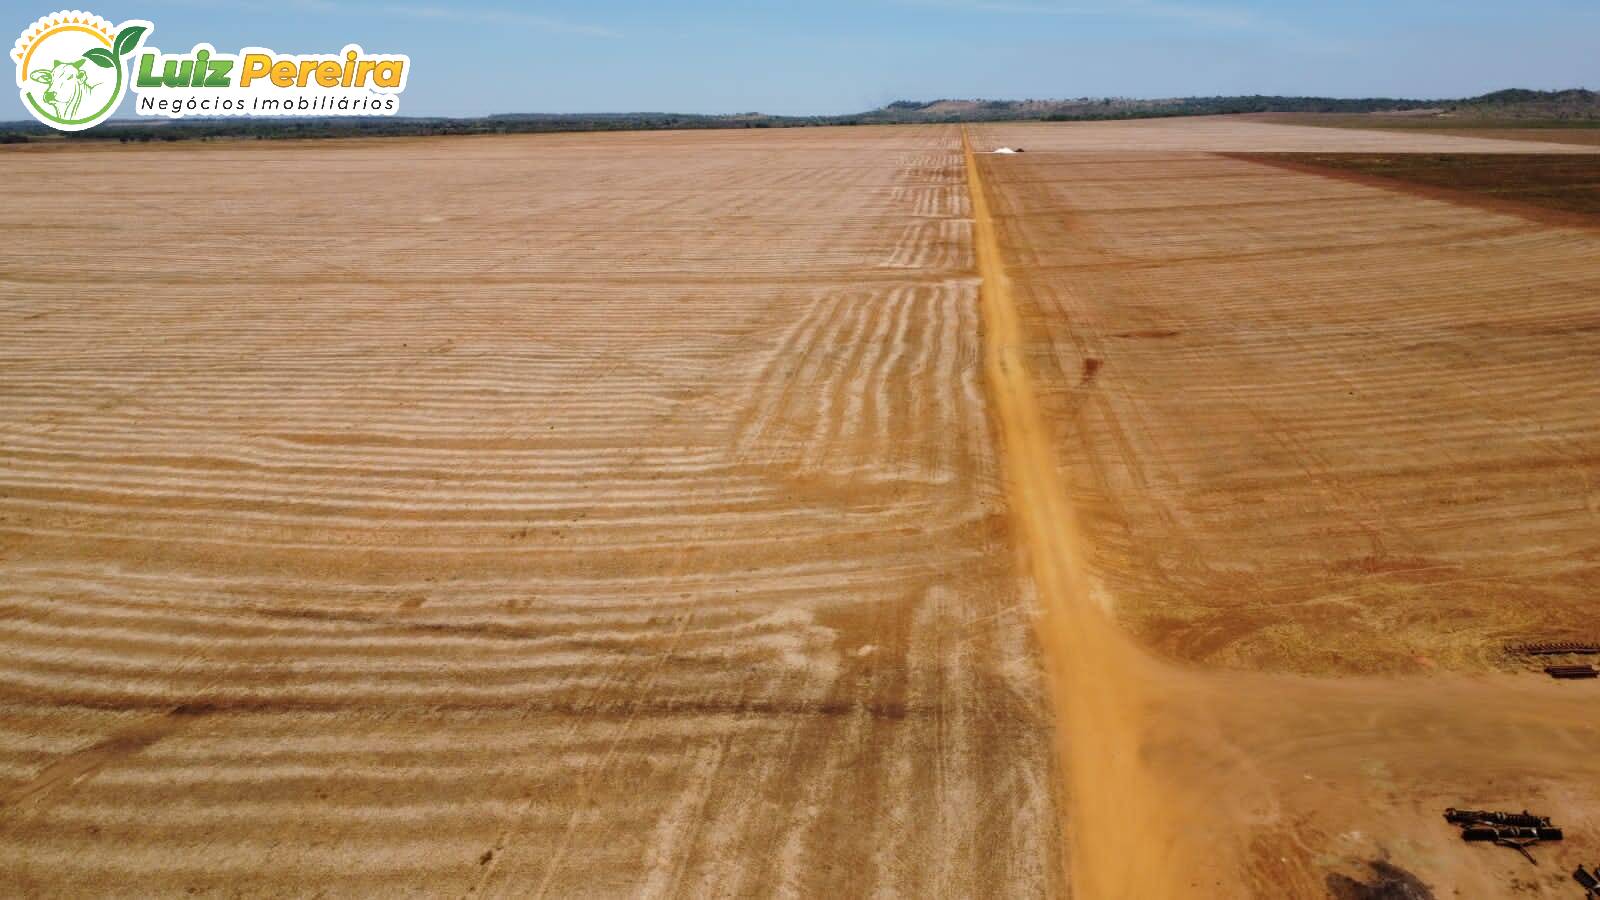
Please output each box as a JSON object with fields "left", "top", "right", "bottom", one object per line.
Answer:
{"left": 1575, "top": 864, "right": 1599, "bottom": 898}
{"left": 1461, "top": 823, "right": 1562, "bottom": 842}
{"left": 1508, "top": 641, "right": 1600, "bottom": 656}
{"left": 1545, "top": 664, "right": 1599, "bottom": 679}
{"left": 1444, "top": 808, "right": 1549, "bottom": 828}
{"left": 1444, "top": 808, "right": 1562, "bottom": 863}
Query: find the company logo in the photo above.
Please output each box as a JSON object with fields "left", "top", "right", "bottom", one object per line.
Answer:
{"left": 13, "top": 10, "right": 409, "bottom": 131}
{"left": 12, "top": 10, "right": 149, "bottom": 130}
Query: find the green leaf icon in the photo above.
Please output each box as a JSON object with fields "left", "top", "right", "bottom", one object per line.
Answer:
{"left": 82, "top": 47, "right": 115, "bottom": 68}
{"left": 113, "top": 25, "right": 147, "bottom": 58}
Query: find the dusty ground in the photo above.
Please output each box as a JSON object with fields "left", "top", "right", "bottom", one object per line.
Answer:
{"left": 969, "top": 122, "right": 1600, "bottom": 675}
{"left": 2, "top": 118, "right": 1598, "bottom": 897}
{"left": 970, "top": 119, "right": 1600, "bottom": 897}
{"left": 966, "top": 117, "right": 1597, "bottom": 153}
{"left": 1253, "top": 112, "right": 1600, "bottom": 147}
{"left": 0, "top": 128, "right": 1061, "bottom": 896}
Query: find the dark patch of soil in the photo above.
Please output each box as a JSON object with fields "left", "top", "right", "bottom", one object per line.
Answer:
{"left": 1326, "top": 860, "right": 1435, "bottom": 900}
{"left": 1080, "top": 357, "right": 1103, "bottom": 385}
{"left": 1225, "top": 153, "right": 1600, "bottom": 228}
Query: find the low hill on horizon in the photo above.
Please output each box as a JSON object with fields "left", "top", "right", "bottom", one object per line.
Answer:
{"left": 874, "top": 88, "right": 1600, "bottom": 122}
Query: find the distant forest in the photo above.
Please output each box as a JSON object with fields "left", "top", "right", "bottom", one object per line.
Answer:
{"left": 2, "top": 89, "right": 1595, "bottom": 144}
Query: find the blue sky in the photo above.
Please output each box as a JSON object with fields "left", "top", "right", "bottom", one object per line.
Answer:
{"left": 5, "top": 0, "right": 1597, "bottom": 118}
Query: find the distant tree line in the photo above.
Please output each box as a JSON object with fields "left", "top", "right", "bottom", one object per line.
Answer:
{"left": 1, "top": 89, "right": 1594, "bottom": 144}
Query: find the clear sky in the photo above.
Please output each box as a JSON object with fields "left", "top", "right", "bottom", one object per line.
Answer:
{"left": 5, "top": 0, "right": 1598, "bottom": 119}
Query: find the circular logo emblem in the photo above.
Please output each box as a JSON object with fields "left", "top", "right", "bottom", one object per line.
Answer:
{"left": 12, "top": 10, "right": 151, "bottom": 131}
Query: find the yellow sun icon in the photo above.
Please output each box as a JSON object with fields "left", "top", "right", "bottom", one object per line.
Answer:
{"left": 11, "top": 10, "right": 116, "bottom": 69}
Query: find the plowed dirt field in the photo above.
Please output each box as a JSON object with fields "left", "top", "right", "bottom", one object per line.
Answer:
{"left": 969, "top": 120, "right": 1600, "bottom": 896}
{"left": 3, "top": 118, "right": 1597, "bottom": 897}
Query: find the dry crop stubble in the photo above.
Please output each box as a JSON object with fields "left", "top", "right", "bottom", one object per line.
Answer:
{"left": 2, "top": 114, "right": 1599, "bottom": 897}
{"left": 966, "top": 118, "right": 1600, "bottom": 897}
{"left": 0, "top": 128, "right": 1062, "bottom": 897}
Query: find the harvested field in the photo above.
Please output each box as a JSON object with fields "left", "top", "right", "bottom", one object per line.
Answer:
{"left": 967, "top": 124, "right": 1600, "bottom": 674}
{"left": 1233, "top": 152, "right": 1600, "bottom": 223}
{"left": 3, "top": 117, "right": 1600, "bottom": 897}
{"left": 958, "top": 117, "right": 1597, "bottom": 153}
{"left": 1403, "top": 128, "right": 1600, "bottom": 147}
{"left": 1253, "top": 112, "right": 1600, "bottom": 147}
{"left": 970, "top": 120, "right": 1600, "bottom": 896}
{"left": 0, "top": 128, "right": 1061, "bottom": 896}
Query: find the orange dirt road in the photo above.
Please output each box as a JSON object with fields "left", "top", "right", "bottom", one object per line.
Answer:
{"left": 964, "top": 128, "right": 1199, "bottom": 898}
